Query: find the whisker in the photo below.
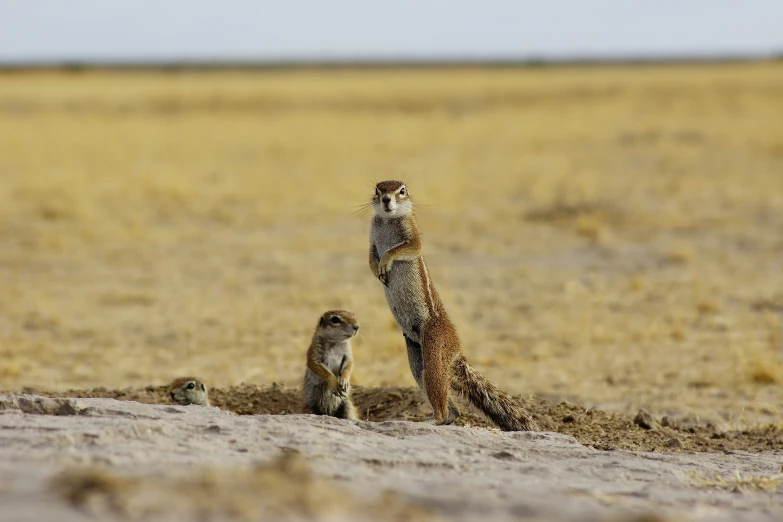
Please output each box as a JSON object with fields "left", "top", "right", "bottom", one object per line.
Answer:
{"left": 352, "top": 202, "right": 374, "bottom": 218}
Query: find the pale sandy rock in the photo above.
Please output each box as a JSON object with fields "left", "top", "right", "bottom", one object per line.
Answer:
{"left": 0, "top": 395, "right": 782, "bottom": 521}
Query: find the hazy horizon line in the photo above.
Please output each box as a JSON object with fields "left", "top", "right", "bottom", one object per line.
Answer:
{"left": 1, "top": 51, "right": 781, "bottom": 71}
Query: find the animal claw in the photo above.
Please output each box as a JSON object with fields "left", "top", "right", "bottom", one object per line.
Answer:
{"left": 378, "top": 266, "right": 390, "bottom": 286}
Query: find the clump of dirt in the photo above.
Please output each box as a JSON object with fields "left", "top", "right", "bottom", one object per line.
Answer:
{"left": 17, "top": 384, "right": 783, "bottom": 454}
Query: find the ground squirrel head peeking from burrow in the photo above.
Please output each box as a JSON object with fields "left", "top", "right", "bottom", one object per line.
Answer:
{"left": 372, "top": 180, "right": 412, "bottom": 218}
{"left": 168, "top": 377, "right": 210, "bottom": 406}
{"left": 316, "top": 310, "right": 360, "bottom": 341}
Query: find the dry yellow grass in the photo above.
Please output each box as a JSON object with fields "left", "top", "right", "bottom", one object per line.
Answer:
{"left": 0, "top": 63, "right": 782, "bottom": 422}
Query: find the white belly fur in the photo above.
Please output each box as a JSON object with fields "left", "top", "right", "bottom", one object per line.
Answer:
{"left": 383, "top": 258, "right": 430, "bottom": 343}
{"left": 372, "top": 217, "right": 431, "bottom": 342}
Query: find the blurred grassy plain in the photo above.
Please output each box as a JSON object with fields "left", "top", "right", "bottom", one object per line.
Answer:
{"left": 0, "top": 63, "right": 782, "bottom": 422}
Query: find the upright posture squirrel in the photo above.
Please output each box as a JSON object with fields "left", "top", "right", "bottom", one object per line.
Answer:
{"left": 302, "top": 310, "right": 360, "bottom": 420}
{"left": 168, "top": 377, "right": 210, "bottom": 406}
{"left": 368, "top": 180, "right": 537, "bottom": 431}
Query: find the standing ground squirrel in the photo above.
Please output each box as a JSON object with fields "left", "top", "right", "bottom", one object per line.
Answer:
{"left": 168, "top": 377, "right": 210, "bottom": 406}
{"left": 368, "top": 180, "right": 538, "bottom": 431}
{"left": 302, "top": 310, "right": 360, "bottom": 420}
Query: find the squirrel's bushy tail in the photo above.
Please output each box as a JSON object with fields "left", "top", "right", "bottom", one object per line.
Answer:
{"left": 450, "top": 355, "right": 538, "bottom": 431}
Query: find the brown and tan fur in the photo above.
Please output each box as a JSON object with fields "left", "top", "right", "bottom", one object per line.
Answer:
{"left": 302, "top": 310, "right": 359, "bottom": 420}
{"left": 369, "top": 180, "right": 537, "bottom": 431}
{"left": 168, "top": 376, "right": 210, "bottom": 406}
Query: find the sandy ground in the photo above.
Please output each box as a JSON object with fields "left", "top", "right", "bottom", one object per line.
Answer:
{"left": 2, "top": 395, "right": 782, "bottom": 522}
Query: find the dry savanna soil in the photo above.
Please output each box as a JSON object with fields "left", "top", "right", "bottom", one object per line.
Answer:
{"left": 1, "top": 63, "right": 783, "bottom": 454}
{"left": 21, "top": 383, "right": 783, "bottom": 454}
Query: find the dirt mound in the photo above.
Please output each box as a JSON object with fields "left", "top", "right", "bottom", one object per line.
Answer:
{"left": 18, "top": 384, "right": 783, "bottom": 454}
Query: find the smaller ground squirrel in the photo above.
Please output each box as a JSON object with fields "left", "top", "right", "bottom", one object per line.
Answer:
{"left": 168, "top": 377, "right": 210, "bottom": 406}
{"left": 302, "top": 310, "right": 360, "bottom": 420}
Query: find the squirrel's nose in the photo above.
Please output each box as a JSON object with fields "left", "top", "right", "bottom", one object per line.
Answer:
{"left": 381, "top": 195, "right": 391, "bottom": 204}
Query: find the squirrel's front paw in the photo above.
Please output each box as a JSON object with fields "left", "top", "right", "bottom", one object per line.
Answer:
{"left": 336, "top": 378, "right": 350, "bottom": 397}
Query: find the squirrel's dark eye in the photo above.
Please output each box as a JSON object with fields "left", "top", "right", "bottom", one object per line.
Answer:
{"left": 330, "top": 316, "right": 342, "bottom": 324}
{"left": 399, "top": 187, "right": 406, "bottom": 196}
{"left": 186, "top": 382, "right": 196, "bottom": 390}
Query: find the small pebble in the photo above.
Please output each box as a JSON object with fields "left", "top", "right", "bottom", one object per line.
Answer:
{"left": 634, "top": 408, "right": 656, "bottom": 430}
{"left": 664, "top": 437, "right": 684, "bottom": 449}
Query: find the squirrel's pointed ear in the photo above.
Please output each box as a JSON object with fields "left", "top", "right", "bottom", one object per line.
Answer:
{"left": 319, "top": 317, "right": 325, "bottom": 328}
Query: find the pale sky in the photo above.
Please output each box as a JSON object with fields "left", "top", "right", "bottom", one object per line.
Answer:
{"left": 0, "top": 0, "right": 780, "bottom": 63}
